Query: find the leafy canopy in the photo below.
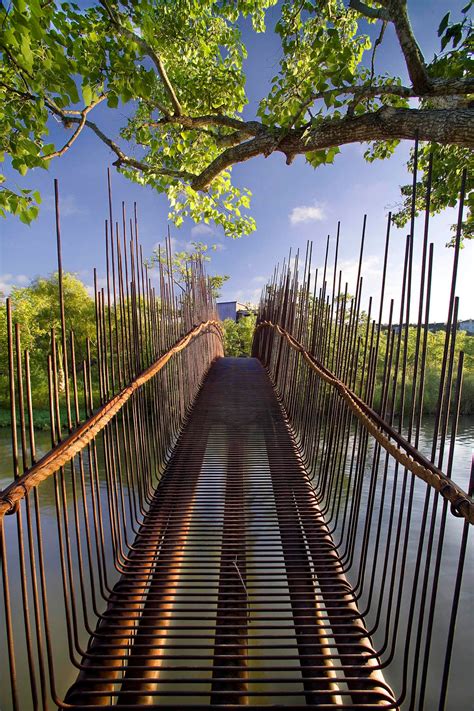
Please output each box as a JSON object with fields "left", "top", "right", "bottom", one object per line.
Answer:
{"left": 0, "top": 0, "right": 472, "bottom": 238}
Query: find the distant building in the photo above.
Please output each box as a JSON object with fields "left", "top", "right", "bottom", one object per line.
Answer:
{"left": 459, "top": 318, "right": 474, "bottom": 334}
{"left": 217, "top": 301, "right": 252, "bottom": 322}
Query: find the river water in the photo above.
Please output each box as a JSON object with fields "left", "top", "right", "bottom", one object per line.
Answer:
{"left": 0, "top": 418, "right": 472, "bottom": 709}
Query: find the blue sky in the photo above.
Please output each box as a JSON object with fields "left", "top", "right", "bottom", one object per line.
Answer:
{"left": 1, "top": 1, "right": 472, "bottom": 323}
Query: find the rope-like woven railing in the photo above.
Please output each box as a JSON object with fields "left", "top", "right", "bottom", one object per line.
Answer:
{"left": 0, "top": 320, "right": 222, "bottom": 518}
{"left": 256, "top": 321, "right": 474, "bottom": 524}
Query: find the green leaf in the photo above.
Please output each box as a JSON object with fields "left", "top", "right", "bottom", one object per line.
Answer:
{"left": 107, "top": 93, "right": 119, "bottom": 108}
{"left": 20, "top": 34, "right": 34, "bottom": 71}
{"left": 19, "top": 211, "right": 31, "bottom": 224}
{"left": 82, "top": 83, "right": 93, "bottom": 106}
{"left": 438, "top": 12, "right": 450, "bottom": 37}
{"left": 14, "top": 0, "right": 27, "bottom": 13}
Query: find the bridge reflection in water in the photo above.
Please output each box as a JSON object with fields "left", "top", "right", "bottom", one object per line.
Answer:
{"left": 0, "top": 151, "right": 472, "bottom": 710}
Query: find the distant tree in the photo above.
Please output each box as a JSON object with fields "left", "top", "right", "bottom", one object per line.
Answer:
{"left": 0, "top": 1, "right": 472, "bottom": 238}
{"left": 368, "top": 325, "right": 474, "bottom": 415}
{"left": 222, "top": 315, "right": 257, "bottom": 356}
{"left": 0, "top": 273, "right": 96, "bottom": 404}
{"left": 148, "top": 240, "right": 229, "bottom": 298}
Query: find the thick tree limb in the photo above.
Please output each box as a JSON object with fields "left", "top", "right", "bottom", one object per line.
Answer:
{"left": 214, "top": 129, "right": 257, "bottom": 148}
{"left": 68, "top": 104, "right": 471, "bottom": 192}
{"left": 190, "top": 107, "right": 474, "bottom": 190}
{"left": 288, "top": 76, "right": 474, "bottom": 124}
{"left": 356, "top": 78, "right": 473, "bottom": 102}
{"left": 430, "top": 77, "right": 474, "bottom": 96}
{"left": 386, "top": 0, "right": 432, "bottom": 93}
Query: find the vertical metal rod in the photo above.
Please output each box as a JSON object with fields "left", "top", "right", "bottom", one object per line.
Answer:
{"left": 54, "top": 178, "right": 72, "bottom": 432}
{"left": 6, "top": 298, "right": 19, "bottom": 478}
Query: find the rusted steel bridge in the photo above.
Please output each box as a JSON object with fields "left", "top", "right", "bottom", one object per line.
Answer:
{"left": 1, "top": 154, "right": 472, "bottom": 710}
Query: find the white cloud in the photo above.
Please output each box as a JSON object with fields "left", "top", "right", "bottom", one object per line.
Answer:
{"left": 152, "top": 236, "right": 180, "bottom": 254}
{"left": 43, "top": 193, "right": 84, "bottom": 217}
{"left": 191, "top": 223, "right": 215, "bottom": 237}
{"left": 0, "top": 273, "right": 30, "bottom": 296}
{"left": 182, "top": 240, "right": 197, "bottom": 252}
{"left": 313, "top": 256, "right": 381, "bottom": 299}
{"left": 232, "top": 287, "right": 263, "bottom": 307}
{"left": 289, "top": 202, "right": 326, "bottom": 225}
{"left": 252, "top": 275, "right": 267, "bottom": 284}
{"left": 337, "top": 256, "right": 380, "bottom": 292}
{"left": 85, "top": 275, "right": 108, "bottom": 297}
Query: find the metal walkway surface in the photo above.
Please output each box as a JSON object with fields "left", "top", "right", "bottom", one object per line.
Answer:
{"left": 65, "top": 357, "right": 396, "bottom": 708}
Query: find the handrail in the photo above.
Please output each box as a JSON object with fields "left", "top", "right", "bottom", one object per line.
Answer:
{"left": 0, "top": 320, "right": 222, "bottom": 518}
{"left": 256, "top": 320, "right": 474, "bottom": 524}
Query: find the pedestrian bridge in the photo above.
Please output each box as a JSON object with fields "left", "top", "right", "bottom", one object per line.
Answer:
{"left": 64, "top": 356, "right": 394, "bottom": 708}
{"left": 0, "top": 168, "right": 472, "bottom": 710}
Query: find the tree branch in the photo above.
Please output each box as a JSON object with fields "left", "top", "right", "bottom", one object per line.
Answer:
{"left": 214, "top": 129, "right": 256, "bottom": 148}
{"left": 385, "top": 0, "right": 431, "bottom": 93}
{"left": 62, "top": 114, "right": 195, "bottom": 180}
{"left": 350, "top": 1, "right": 432, "bottom": 95}
{"left": 369, "top": 20, "right": 387, "bottom": 88}
{"left": 190, "top": 107, "right": 474, "bottom": 191}
{"left": 98, "top": 0, "right": 182, "bottom": 116}
{"left": 300, "top": 76, "right": 474, "bottom": 119}
{"left": 349, "top": 0, "right": 390, "bottom": 21}
{"left": 148, "top": 113, "right": 263, "bottom": 135}
{"left": 43, "top": 95, "right": 108, "bottom": 160}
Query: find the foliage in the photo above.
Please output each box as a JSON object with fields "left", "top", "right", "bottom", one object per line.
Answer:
{"left": 308, "top": 296, "right": 474, "bottom": 415}
{"left": 0, "top": 273, "right": 96, "bottom": 407}
{"left": 372, "top": 327, "right": 474, "bottom": 416}
{"left": 0, "top": 1, "right": 472, "bottom": 237}
{"left": 389, "top": 3, "right": 474, "bottom": 241}
{"left": 390, "top": 144, "right": 473, "bottom": 245}
{"left": 222, "top": 315, "right": 256, "bottom": 356}
{"left": 147, "top": 240, "right": 229, "bottom": 298}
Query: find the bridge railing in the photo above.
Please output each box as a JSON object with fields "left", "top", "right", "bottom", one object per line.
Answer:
{"left": 0, "top": 178, "right": 223, "bottom": 710}
{"left": 252, "top": 149, "right": 473, "bottom": 709}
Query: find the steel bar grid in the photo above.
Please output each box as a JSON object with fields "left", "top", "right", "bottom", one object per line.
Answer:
{"left": 64, "top": 357, "right": 396, "bottom": 708}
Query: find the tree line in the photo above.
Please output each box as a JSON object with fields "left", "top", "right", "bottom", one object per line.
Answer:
{"left": 1, "top": 275, "right": 472, "bottom": 427}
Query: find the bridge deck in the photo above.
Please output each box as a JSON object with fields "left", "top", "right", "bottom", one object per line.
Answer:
{"left": 65, "top": 357, "right": 396, "bottom": 709}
